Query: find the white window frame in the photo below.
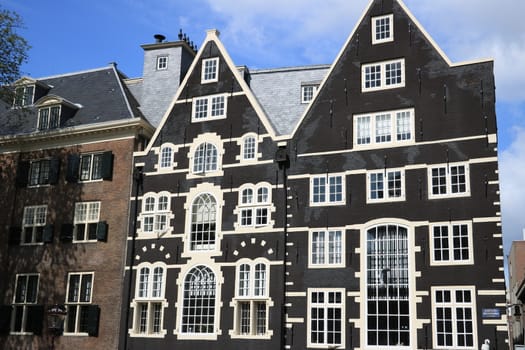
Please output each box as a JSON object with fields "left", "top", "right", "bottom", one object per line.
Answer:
{"left": 309, "top": 173, "right": 345, "bottom": 206}
{"left": 366, "top": 168, "right": 406, "bottom": 203}
{"left": 372, "top": 14, "right": 394, "bottom": 44}
{"left": 231, "top": 259, "right": 272, "bottom": 339}
{"left": 201, "top": 57, "right": 219, "bottom": 83}
{"left": 21, "top": 205, "right": 47, "bottom": 245}
{"left": 28, "top": 159, "right": 51, "bottom": 187}
{"left": 158, "top": 144, "right": 175, "bottom": 170}
{"left": 13, "top": 85, "right": 35, "bottom": 107}
{"left": 301, "top": 84, "right": 318, "bottom": 104}
{"left": 430, "top": 221, "right": 474, "bottom": 266}
{"left": 79, "top": 153, "right": 104, "bottom": 182}
{"left": 428, "top": 162, "right": 470, "bottom": 199}
{"left": 192, "top": 94, "right": 227, "bottom": 122}
{"left": 64, "top": 272, "right": 94, "bottom": 335}
{"left": 308, "top": 229, "right": 345, "bottom": 268}
{"left": 192, "top": 142, "right": 218, "bottom": 174}
{"left": 362, "top": 58, "right": 405, "bottom": 92}
{"left": 189, "top": 193, "right": 217, "bottom": 251}
{"left": 241, "top": 134, "right": 258, "bottom": 162}
{"left": 156, "top": 56, "right": 168, "bottom": 70}
{"left": 140, "top": 192, "right": 172, "bottom": 236}
{"left": 37, "top": 105, "right": 61, "bottom": 131}
{"left": 237, "top": 184, "right": 272, "bottom": 228}
{"left": 431, "top": 286, "right": 477, "bottom": 349}
{"left": 353, "top": 108, "right": 414, "bottom": 149}
{"left": 10, "top": 273, "right": 39, "bottom": 334}
{"left": 307, "top": 288, "right": 345, "bottom": 348}
{"left": 73, "top": 201, "right": 101, "bottom": 242}
{"left": 131, "top": 263, "right": 167, "bottom": 337}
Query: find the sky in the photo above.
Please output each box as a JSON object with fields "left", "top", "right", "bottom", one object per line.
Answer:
{"left": 3, "top": 0, "right": 525, "bottom": 260}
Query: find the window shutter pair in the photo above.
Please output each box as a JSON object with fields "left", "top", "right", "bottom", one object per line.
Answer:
{"left": 0, "top": 305, "right": 44, "bottom": 335}
{"left": 59, "top": 222, "right": 108, "bottom": 242}
{"left": 66, "top": 151, "right": 113, "bottom": 182}
{"left": 16, "top": 158, "right": 60, "bottom": 187}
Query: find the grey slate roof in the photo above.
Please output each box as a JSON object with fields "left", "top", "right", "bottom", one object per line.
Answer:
{"left": 249, "top": 64, "right": 330, "bottom": 136}
{"left": 0, "top": 65, "right": 141, "bottom": 137}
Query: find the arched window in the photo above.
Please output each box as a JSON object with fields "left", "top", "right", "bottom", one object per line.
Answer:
{"left": 159, "top": 146, "right": 173, "bottom": 169}
{"left": 242, "top": 135, "right": 257, "bottom": 161}
{"left": 190, "top": 194, "right": 217, "bottom": 251}
{"left": 134, "top": 264, "right": 166, "bottom": 335}
{"left": 182, "top": 266, "right": 216, "bottom": 334}
{"left": 238, "top": 184, "right": 271, "bottom": 227}
{"left": 193, "top": 143, "right": 218, "bottom": 174}
{"left": 141, "top": 193, "right": 171, "bottom": 234}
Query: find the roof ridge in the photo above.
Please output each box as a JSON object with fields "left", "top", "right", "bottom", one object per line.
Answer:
{"left": 250, "top": 64, "right": 331, "bottom": 74}
{"left": 35, "top": 65, "right": 115, "bottom": 81}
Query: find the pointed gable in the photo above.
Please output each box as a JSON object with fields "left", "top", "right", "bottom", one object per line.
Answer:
{"left": 292, "top": 0, "right": 495, "bottom": 155}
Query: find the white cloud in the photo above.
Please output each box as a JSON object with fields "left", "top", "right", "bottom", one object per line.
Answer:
{"left": 500, "top": 128, "right": 525, "bottom": 252}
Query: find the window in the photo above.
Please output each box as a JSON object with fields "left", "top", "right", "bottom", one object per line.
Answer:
{"left": 202, "top": 57, "right": 219, "bottom": 83}
{"left": 310, "top": 174, "right": 345, "bottom": 205}
{"left": 65, "top": 272, "right": 93, "bottom": 334}
{"left": 156, "top": 56, "right": 168, "bottom": 70}
{"left": 133, "top": 264, "right": 166, "bottom": 336}
{"left": 372, "top": 14, "right": 394, "bottom": 44}
{"left": 367, "top": 225, "right": 410, "bottom": 346}
{"left": 181, "top": 266, "right": 216, "bottom": 334}
{"left": 354, "top": 108, "right": 414, "bottom": 148}
{"left": 73, "top": 202, "right": 101, "bottom": 242}
{"left": 190, "top": 193, "right": 217, "bottom": 251}
{"left": 37, "top": 105, "right": 61, "bottom": 130}
{"left": 367, "top": 169, "right": 405, "bottom": 202}
{"left": 141, "top": 193, "right": 171, "bottom": 235}
{"left": 79, "top": 153, "right": 104, "bottom": 181}
{"left": 309, "top": 230, "right": 344, "bottom": 268}
{"left": 11, "top": 274, "right": 39, "bottom": 333}
{"left": 428, "top": 162, "right": 470, "bottom": 198}
{"left": 308, "top": 289, "right": 344, "bottom": 347}
{"left": 431, "top": 222, "right": 473, "bottom": 265}
{"left": 22, "top": 205, "right": 47, "bottom": 244}
{"left": 193, "top": 142, "right": 218, "bottom": 174}
{"left": 301, "top": 85, "right": 318, "bottom": 103}
{"left": 28, "top": 159, "right": 50, "bottom": 186}
{"left": 362, "top": 59, "right": 405, "bottom": 92}
{"left": 241, "top": 135, "right": 257, "bottom": 161}
{"left": 233, "top": 261, "right": 270, "bottom": 337}
{"left": 192, "top": 94, "right": 227, "bottom": 121}
{"left": 432, "top": 287, "right": 476, "bottom": 349}
{"left": 238, "top": 184, "right": 271, "bottom": 228}
{"left": 13, "top": 85, "right": 34, "bottom": 107}
{"left": 159, "top": 145, "right": 174, "bottom": 169}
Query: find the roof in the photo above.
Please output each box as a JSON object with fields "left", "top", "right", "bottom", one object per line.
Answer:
{"left": 0, "top": 65, "right": 143, "bottom": 137}
{"left": 250, "top": 65, "right": 330, "bottom": 136}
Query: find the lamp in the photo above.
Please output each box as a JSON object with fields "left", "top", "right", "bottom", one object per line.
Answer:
{"left": 47, "top": 304, "right": 67, "bottom": 336}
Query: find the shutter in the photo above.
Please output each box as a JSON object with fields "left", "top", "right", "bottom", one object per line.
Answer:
{"left": 26, "top": 305, "right": 44, "bottom": 336}
{"left": 60, "top": 224, "right": 74, "bottom": 243}
{"left": 43, "top": 224, "right": 54, "bottom": 243}
{"left": 8, "top": 226, "right": 21, "bottom": 246}
{"left": 96, "top": 221, "right": 108, "bottom": 242}
{"left": 86, "top": 305, "right": 100, "bottom": 337}
{"left": 66, "top": 154, "right": 80, "bottom": 183}
{"left": 100, "top": 151, "right": 113, "bottom": 181}
{"left": 0, "top": 305, "right": 12, "bottom": 335}
{"left": 16, "top": 161, "right": 30, "bottom": 187}
{"left": 48, "top": 157, "right": 61, "bottom": 185}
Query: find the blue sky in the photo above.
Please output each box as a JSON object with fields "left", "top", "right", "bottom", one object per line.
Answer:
{"left": 4, "top": 0, "right": 525, "bottom": 257}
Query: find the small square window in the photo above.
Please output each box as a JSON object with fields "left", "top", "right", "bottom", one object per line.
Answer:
{"left": 301, "top": 85, "right": 318, "bottom": 103}
{"left": 202, "top": 57, "right": 219, "bottom": 83}
{"left": 157, "top": 56, "right": 168, "bottom": 70}
{"left": 362, "top": 59, "right": 405, "bottom": 92}
{"left": 372, "top": 14, "right": 394, "bottom": 44}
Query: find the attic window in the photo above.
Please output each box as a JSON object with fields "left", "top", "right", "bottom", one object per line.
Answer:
{"left": 13, "top": 85, "right": 35, "bottom": 107}
{"left": 301, "top": 85, "right": 319, "bottom": 104}
{"left": 362, "top": 59, "right": 405, "bottom": 92}
{"left": 372, "top": 14, "right": 394, "bottom": 44}
{"left": 202, "top": 57, "right": 219, "bottom": 83}
{"left": 157, "top": 56, "right": 168, "bottom": 70}
{"left": 38, "top": 105, "right": 61, "bottom": 131}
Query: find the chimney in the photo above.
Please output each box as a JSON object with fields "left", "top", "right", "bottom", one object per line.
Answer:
{"left": 154, "top": 34, "right": 166, "bottom": 43}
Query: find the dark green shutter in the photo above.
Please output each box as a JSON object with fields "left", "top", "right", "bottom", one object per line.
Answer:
{"left": 26, "top": 305, "right": 44, "bottom": 335}
{"left": 43, "top": 224, "right": 54, "bottom": 243}
{"left": 8, "top": 226, "right": 21, "bottom": 245}
{"left": 0, "top": 305, "right": 12, "bottom": 335}
{"left": 60, "top": 224, "right": 74, "bottom": 243}
{"left": 66, "top": 154, "right": 80, "bottom": 182}
{"left": 100, "top": 151, "right": 113, "bottom": 181}
{"left": 16, "top": 161, "right": 30, "bottom": 187}
{"left": 86, "top": 305, "right": 100, "bottom": 337}
{"left": 48, "top": 157, "right": 61, "bottom": 185}
{"left": 96, "top": 221, "right": 108, "bottom": 242}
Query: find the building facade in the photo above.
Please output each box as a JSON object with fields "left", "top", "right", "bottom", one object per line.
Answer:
{"left": 508, "top": 232, "right": 525, "bottom": 349}
{"left": 121, "top": 1, "right": 507, "bottom": 350}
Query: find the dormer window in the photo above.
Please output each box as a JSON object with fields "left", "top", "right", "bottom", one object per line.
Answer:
{"left": 13, "top": 85, "right": 35, "bottom": 107}
{"left": 157, "top": 56, "right": 168, "bottom": 70}
{"left": 38, "top": 105, "right": 61, "bottom": 130}
{"left": 372, "top": 14, "right": 394, "bottom": 44}
{"left": 301, "top": 85, "right": 319, "bottom": 104}
{"left": 202, "top": 57, "right": 219, "bottom": 83}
